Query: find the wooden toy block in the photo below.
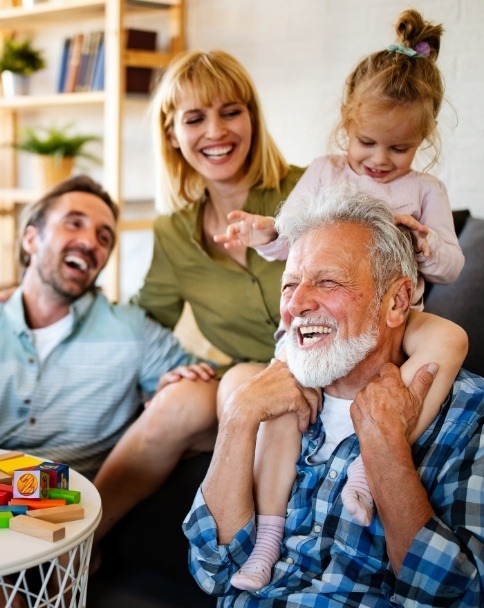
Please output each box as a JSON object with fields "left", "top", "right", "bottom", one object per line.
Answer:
{"left": 0, "top": 505, "right": 28, "bottom": 515}
{"left": 9, "top": 498, "right": 66, "bottom": 509}
{"left": 13, "top": 468, "right": 49, "bottom": 499}
{"left": 0, "top": 472, "right": 12, "bottom": 484}
{"left": 0, "top": 455, "right": 43, "bottom": 476}
{"left": 48, "top": 488, "right": 80, "bottom": 504}
{"left": 0, "top": 451, "right": 24, "bottom": 462}
{"left": 0, "top": 511, "right": 13, "bottom": 528}
{"left": 27, "top": 504, "right": 84, "bottom": 523}
{"left": 0, "top": 491, "right": 8, "bottom": 506}
{"left": 9, "top": 514, "right": 65, "bottom": 542}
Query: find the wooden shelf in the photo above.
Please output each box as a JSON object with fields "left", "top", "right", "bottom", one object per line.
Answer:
{"left": 0, "top": 0, "right": 179, "bottom": 28}
{"left": 0, "top": 0, "right": 185, "bottom": 300}
{"left": 0, "top": 91, "right": 105, "bottom": 109}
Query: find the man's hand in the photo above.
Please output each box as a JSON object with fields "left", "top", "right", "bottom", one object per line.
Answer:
{"left": 222, "top": 359, "right": 322, "bottom": 433}
{"left": 350, "top": 361, "right": 438, "bottom": 443}
{"left": 351, "top": 362, "right": 438, "bottom": 573}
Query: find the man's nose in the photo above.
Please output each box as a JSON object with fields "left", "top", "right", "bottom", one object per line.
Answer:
{"left": 287, "top": 283, "right": 319, "bottom": 317}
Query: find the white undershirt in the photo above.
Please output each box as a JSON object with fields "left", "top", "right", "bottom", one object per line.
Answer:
{"left": 310, "top": 392, "right": 355, "bottom": 464}
{"left": 31, "top": 312, "right": 73, "bottom": 363}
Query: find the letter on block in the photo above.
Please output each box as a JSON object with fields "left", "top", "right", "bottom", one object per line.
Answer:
{"left": 27, "top": 504, "right": 85, "bottom": 523}
{"left": 9, "top": 514, "right": 65, "bottom": 542}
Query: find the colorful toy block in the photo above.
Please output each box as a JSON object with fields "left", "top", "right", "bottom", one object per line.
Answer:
{"left": 0, "top": 511, "right": 13, "bottom": 528}
{"left": 0, "top": 505, "right": 28, "bottom": 515}
{"left": 9, "top": 498, "right": 66, "bottom": 509}
{"left": 0, "top": 483, "right": 13, "bottom": 503}
{"left": 0, "top": 451, "right": 24, "bottom": 462}
{"left": 13, "top": 468, "right": 49, "bottom": 500}
{"left": 0, "top": 455, "right": 43, "bottom": 476}
{"left": 38, "top": 462, "right": 69, "bottom": 489}
{"left": 48, "top": 488, "right": 80, "bottom": 504}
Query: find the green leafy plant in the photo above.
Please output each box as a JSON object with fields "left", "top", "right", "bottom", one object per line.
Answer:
{"left": 13, "top": 124, "right": 101, "bottom": 163}
{"left": 0, "top": 38, "right": 45, "bottom": 76}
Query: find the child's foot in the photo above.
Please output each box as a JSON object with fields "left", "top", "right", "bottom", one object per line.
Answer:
{"left": 230, "top": 514, "right": 285, "bottom": 591}
{"left": 341, "top": 456, "right": 374, "bottom": 526}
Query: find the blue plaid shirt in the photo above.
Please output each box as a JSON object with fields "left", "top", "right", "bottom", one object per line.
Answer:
{"left": 184, "top": 370, "right": 484, "bottom": 607}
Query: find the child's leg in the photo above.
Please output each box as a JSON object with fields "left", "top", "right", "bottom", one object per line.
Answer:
{"left": 341, "top": 310, "right": 468, "bottom": 526}
{"left": 341, "top": 455, "right": 374, "bottom": 525}
{"left": 231, "top": 412, "right": 301, "bottom": 591}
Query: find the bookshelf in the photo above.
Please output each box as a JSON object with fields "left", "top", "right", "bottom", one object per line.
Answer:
{"left": 0, "top": 0, "right": 185, "bottom": 300}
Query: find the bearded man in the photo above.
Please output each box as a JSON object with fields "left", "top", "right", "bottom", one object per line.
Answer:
{"left": 183, "top": 185, "right": 484, "bottom": 608}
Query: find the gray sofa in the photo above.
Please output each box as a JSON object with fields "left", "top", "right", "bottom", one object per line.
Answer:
{"left": 88, "top": 209, "right": 484, "bottom": 608}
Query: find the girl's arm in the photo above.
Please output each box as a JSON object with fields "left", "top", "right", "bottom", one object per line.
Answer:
{"left": 402, "top": 310, "right": 468, "bottom": 443}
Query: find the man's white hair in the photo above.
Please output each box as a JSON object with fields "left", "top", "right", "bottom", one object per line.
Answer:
{"left": 275, "top": 182, "right": 418, "bottom": 300}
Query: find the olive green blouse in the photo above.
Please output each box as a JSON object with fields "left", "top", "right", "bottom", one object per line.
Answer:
{"left": 135, "top": 165, "right": 304, "bottom": 364}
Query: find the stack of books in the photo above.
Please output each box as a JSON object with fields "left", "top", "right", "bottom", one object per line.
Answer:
{"left": 57, "top": 29, "right": 158, "bottom": 94}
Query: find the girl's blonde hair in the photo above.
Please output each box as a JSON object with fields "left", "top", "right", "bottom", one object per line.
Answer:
{"left": 151, "top": 50, "right": 289, "bottom": 213}
{"left": 335, "top": 9, "right": 445, "bottom": 168}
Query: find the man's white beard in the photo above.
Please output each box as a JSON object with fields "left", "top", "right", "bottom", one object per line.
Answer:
{"left": 285, "top": 316, "right": 378, "bottom": 389}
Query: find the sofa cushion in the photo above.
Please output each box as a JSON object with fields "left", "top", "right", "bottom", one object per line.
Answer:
{"left": 425, "top": 216, "right": 484, "bottom": 377}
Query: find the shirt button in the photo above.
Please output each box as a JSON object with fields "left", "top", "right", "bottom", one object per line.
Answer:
{"left": 313, "top": 524, "right": 322, "bottom": 533}
{"left": 24, "top": 398, "right": 31, "bottom": 404}
{"left": 29, "top": 417, "right": 36, "bottom": 425}
{"left": 285, "top": 557, "right": 294, "bottom": 565}
{"left": 329, "top": 470, "right": 338, "bottom": 479}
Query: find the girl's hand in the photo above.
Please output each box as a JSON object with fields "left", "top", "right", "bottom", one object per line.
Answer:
{"left": 394, "top": 214, "right": 431, "bottom": 258}
{"left": 213, "top": 210, "right": 277, "bottom": 249}
{"left": 156, "top": 362, "right": 215, "bottom": 392}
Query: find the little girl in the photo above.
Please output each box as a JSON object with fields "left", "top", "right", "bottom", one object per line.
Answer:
{"left": 215, "top": 9, "right": 468, "bottom": 592}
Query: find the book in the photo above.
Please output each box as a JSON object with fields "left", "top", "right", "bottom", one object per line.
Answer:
{"left": 91, "top": 36, "right": 105, "bottom": 91}
{"left": 63, "top": 33, "right": 84, "bottom": 93}
{"left": 125, "top": 28, "right": 158, "bottom": 95}
{"left": 84, "top": 31, "right": 103, "bottom": 91}
{"left": 74, "top": 32, "right": 92, "bottom": 92}
{"left": 56, "top": 37, "right": 71, "bottom": 93}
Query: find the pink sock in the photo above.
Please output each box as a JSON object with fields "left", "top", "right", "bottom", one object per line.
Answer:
{"left": 341, "top": 455, "right": 374, "bottom": 526}
{"left": 230, "top": 514, "right": 285, "bottom": 591}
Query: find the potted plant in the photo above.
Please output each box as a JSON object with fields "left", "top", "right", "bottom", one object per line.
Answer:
{"left": 0, "top": 37, "right": 46, "bottom": 97}
{"left": 13, "top": 124, "right": 101, "bottom": 190}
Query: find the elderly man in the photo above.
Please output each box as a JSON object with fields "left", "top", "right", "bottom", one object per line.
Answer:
{"left": 184, "top": 186, "right": 484, "bottom": 607}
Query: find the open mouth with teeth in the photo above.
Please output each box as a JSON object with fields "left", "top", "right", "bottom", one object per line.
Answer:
{"left": 298, "top": 325, "right": 333, "bottom": 346}
{"left": 201, "top": 144, "right": 235, "bottom": 159}
{"left": 64, "top": 254, "right": 89, "bottom": 274}
{"left": 364, "top": 166, "right": 390, "bottom": 178}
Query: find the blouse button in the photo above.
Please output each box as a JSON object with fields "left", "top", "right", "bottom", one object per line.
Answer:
{"left": 313, "top": 524, "right": 322, "bottom": 533}
{"left": 285, "top": 557, "right": 294, "bottom": 565}
{"left": 329, "top": 469, "right": 338, "bottom": 479}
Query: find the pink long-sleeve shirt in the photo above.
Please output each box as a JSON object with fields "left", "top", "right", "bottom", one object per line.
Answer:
{"left": 257, "top": 155, "right": 464, "bottom": 305}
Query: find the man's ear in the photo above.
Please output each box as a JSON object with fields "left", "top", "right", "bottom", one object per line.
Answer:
{"left": 22, "top": 225, "right": 39, "bottom": 257}
{"left": 385, "top": 277, "right": 413, "bottom": 328}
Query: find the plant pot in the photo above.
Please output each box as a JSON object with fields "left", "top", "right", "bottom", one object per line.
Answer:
{"left": 1, "top": 71, "right": 30, "bottom": 97}
{"left": 32, "top": 155, "right": 74, "bottom": 192}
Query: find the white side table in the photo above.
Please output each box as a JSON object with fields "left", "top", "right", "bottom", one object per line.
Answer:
{"left": 0, "top": 464, "right": 102, "bottom": 608}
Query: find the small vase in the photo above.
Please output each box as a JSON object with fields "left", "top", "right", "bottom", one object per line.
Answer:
{"left": 1, "top": 71, "right": 30, "bottom": 98}
{"left": 32, "top": 155, "right": 75, "bottom": 192}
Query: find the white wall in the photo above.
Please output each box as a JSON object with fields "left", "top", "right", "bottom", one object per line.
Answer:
{"left": 186, "top": 0, "right": 484, "bottom": 219}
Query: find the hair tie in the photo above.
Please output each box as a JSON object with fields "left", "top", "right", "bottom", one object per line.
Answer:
{"left": 387, "top": 42, "right": 431, "bottom": 58}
